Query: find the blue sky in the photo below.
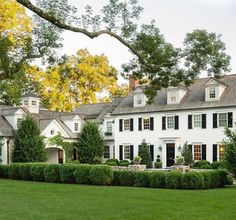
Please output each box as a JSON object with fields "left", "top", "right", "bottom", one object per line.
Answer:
{"left": 59, "top": 0, "right": 236, "bottom": 78}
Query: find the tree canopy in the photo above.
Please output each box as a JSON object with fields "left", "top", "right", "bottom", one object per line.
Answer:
{"left": 16, "top": 0, "right": 231, "bottom": 102}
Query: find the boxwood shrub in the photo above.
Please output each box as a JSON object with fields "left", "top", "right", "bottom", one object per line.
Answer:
{"left": 193, "top": 160, "right": 212, "bottom": 169}
{"left": 19, "top": 163, "right": 32, "bottom": 181}
{"left": 106, "top": 162, "right": 117, "bottom": 166}
{"left": 106, "top": 159, "right": 119, "bottom": 166}
{"left": 112, "top": 170, "right": 122, "bottom": 186}
{"left": 149, "top": 171, "right": 166, "bottom": 188}
{"left": 8, "top": 163, "right": 21, "bottom": 180}
{"left": 217, "top": 169, "right": 231, "bottom": 187}
{"left": 201, "top": 171, "right": 212, "bottom": 189}
{"left": 165, "top": 171, "right": 183, "bottom": 189}
{"left": 182, "top": 172, "right": 204, "bottom": 189}
{"left": 209, "top": 170, "right": 220, "bottom": 188}
{"left": 74, "top": 164, "right": 92, "bottom": 184}
{"left": 89, "top": 165, "right": 113, "bottom": 185}
{"left": 134, "top": 171, "right": 150, "bottom": 187}
{"left": 30, "top": 163, "right": 48, "bottom": 182}
{"left": 118, "top": 171, "right": 135, "bottom": 186}
{"left": 119, "top": 160, "right": 129, "bottom": 167}
{"left": 0, "top": 165, "right": 9, "bottom": 178}
{"left": 44, "top": 164, "right": 61, "bottom": 183}
{"left": 60, "top": 163, "right": 77, "bottom": 183}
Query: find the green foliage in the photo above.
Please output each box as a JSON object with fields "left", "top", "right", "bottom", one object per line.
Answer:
{"left": 74, "top": 164, "right": 92, "bottom": 184}
{"left": 0, "top": 165, "right": 9, "bottom": 178}
{"left": 149, "top": 171, "right": 166, "bottom": 188}
{"left": 44, "top": 164, "right": 61, "bottom": 183}
{"left": 89, "top": 165, "right": 113, "bottom": 185}
{"left": 134, "top": 171, "right": 149, "bottom": 187}
{"left": 12, "top": 116, "right": 46, "bottom": 163}
{"left": 106, "top": 161, "right": 118, "bottom": 166}
{"left": 211, "top": 161, "right": 226, "bottom": 169}
{"left": 181, "top": 143, "right": 193, "bottom": 165}
{"left": 154, "top": 155, "right": 162, "bottom": 168}
{"left": 112, "top": 170, "right": 122, "bottom": 186}
{"left": 165, "top": 171, "right": 183, "bottom": 189}
{"left": 30, "top": 163, "right": 48, "bottom": 182}
{"left": 217, "top": 169, "right": 230, "bottom": 187}
{"left": 224, "top": 126, "right": 236, "bottom": 177}
{"left": 77, "top": 121, "right": 103, "bottom": 164}
{"left": 118, "top": 171, "right": 135, "bottom": 186}
{"left": 201, "top": 171, "right": 212, "bottom": 189}
{"left": 182, "top": 172, "right": 204, "bottom": 190}
{"left": 8, "top": 163, "right": 21, "bottom": 180}
{"left": 60, "top": 163, "right": 77, "bottom": 183}
{"left": 19, "top": 163, "right": 32, "bottom": 181}
{"left": 138, "top": 141, "right": 152, "bottom": 168}
{"left": 193, "top": 160, "right": 212, "bottom": 169}
{"left": 209, "top": 170, "right": 220, "bottom": 188}
{"left": 0, "top": 137, "right": 3, "bottom": 164}
{"left": 106, "top": 159, "right": 119, "bottom": 165}
{"left": 119, "top": 160, "right": 129, "bottom": 166}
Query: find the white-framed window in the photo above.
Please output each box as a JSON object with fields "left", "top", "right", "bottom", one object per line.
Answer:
{"left": 124, "top": 145, "right": 130, "bottom": 160}
{"left": 74, "top": 122, "right": 79, "bottom": 132}
{"left": 24, "top": 100, "right": 28, "bottom": 106}
{"left": 167, "top": 116, "right": 175, "bottom": 129}
{"left": 171, "top": 96, "right": 176, "bottom": 102}
{"left": 107, "top": 121, "right": 112, "bottom": 132}
{"left": 209, "top": 87, "right": 216, "bottom": 99}
{"left": 17, "top": 118, "right": 23, "bottom": 128}
{"left": 31, "top": 100, "right": 37, "bottom": 106}
{"left": 124, "top": 119, "right": 130, "bottom": 131}
{"left": 136, "top": 94, "right": 142, "bottom": 105}
{"left": 219, "top": 113, "right": 227, "bottom": 127}
{"left": 143, "top": 118, "right": 150, "bottom": 130}
{"left": 194, "top": 145, "right": 202, "bottom": 161}
{"left": 50, "top": 130, "right": 55, "bottom": 135}
{"left": 193, "top": 114, "right": 201, "bottom": 128}
{"left": 103, "top": 146, "right": 110, "bottom": 159}
{"left": 219, "top": 144, "right": 226, "bottom": 161}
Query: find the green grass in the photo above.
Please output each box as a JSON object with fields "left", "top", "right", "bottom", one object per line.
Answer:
{"left": 0, "top": 179, "right": 236, "bottom": 220}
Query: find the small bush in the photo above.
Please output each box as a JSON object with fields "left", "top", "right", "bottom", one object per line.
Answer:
{"left": 61, "top": 163, "right": 77, "bottom": 183}
{"left": 44, "top": 164, "right": 61, "bottom": 183}
{"left": 106, "top": 162, "right": 117, "bottom": 166}
{"left": 106, "top": 159, "right": 119, "bottom": 165}
{"left": 119, "top": 171, "right": 135, "bottom": 186}
{"left": 0, "top": 165, "right": 9, "bottom": 178}
{"left": 193, "top": 160, "right": 212, "bottom": 169}
{"left": 182, "top": 172, "right": 204, "bottom": 189}
{"left": 201, "top": 171, "right": 212, "bottom": 189}
{"left": 74, "top": 164, "right": 92, "bottom": 184}
{"left": 209, "top": 170, "right": 220, "bottom": 188}
{"left": 112, "top": 170, "right": 122, "bottom": 186}
{"left": 119, "top": 160, "right": 129, "bottom": 167}
{"left": 154, "top": 162, "right": 162, "bottom": 168}
{"left": 165, "top": 171, "right": 183, "bottom": 189}
{"left": 30, "top": 163, "right": 48, "bottom": 182}
{"left": 89, "top": 165, "right": 113, "bottom": 185}
{"left": 217, "top": 169, "right": 230, "bottom": 187}
{"left": 226, "top": 175, "right": 233, "bottom": 185}
{"left": 149, "top": 171, "right": 166, "bottom": 188}
{"left": 19, "top": 163, "right": 32, "bottom": 181}
{"left": 8, "top": 163, "right": 21, "bottom": 180}
{"left": 211, "top": 161, "right": 225, "bottom": 169}
{"left": 134, "top": 171, "right": 149, "bottom": 187}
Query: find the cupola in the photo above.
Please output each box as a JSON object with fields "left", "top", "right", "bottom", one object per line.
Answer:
{"left": 20, "top": 92, "right": 40, "bottom": 114}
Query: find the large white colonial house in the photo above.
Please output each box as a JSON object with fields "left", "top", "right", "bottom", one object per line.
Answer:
{"left": 0, "top": 74, "right": 236, "bottom": 167}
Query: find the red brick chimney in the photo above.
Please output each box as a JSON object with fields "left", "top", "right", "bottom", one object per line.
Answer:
{"left": 129, "top": 75, "right": 139, "bottom": 92}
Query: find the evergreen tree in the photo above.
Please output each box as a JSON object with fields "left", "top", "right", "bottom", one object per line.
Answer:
{"left": 77, "top": 121, "right": 103, "bottom": 164}
{"left": 12, "top": 115, "right": 46, "bottom": 162}
{"left": 138, "top": 140, "right": 152, "bottom": 168}
{"left": 181, "top": 143, "right": 193, "bottom": 165}
{"left": 224, "top": 127, "right": 236, "bottom": 177}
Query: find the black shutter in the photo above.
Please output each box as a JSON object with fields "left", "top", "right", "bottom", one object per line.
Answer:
{"left": 150, "top": 145, "right": 154, "bottom": 161}
{"left": 175, "top": 116, "right": 179, "bottom": 130}
{"left": 119, "top": 145, "right": 123, "bottom": 160}
{"left": 213, "top": 113, "right": 218, "bottom": 128}
{"left": 162, "top": 116, "right": 166, "bottom": 130}
{"left": 188, "top": 115, "right": 192, "bottom": 129}
{"left": 202, "top": 144, "right": 206, "bottom": 160}
{"left": 213, "top": 144, "right": 218, "bottom": 162}
{"left": 202, "top": 114, "right": 206, "bottom": 129}
{"left": 138, "top": 145, "right": 141, "bottom": 155}
{"left": 150, "top": 117, "right": 154, "bottom": 130}
{"left": 228, "top": 112, "right": 233, "bottom": 128}
{"left": 188, "top": 144, "right": 192, "bottom": 153}
{"left": 138, "top": 118, "right": 142, "bottom": 131}
{"left": 119, "top": 119, "right": 123, "bottom": 132}
{"left": 130, "top": 145, "right": 134, "bottom": 160}
{"left": 130, "top": 118, "right": 134, "bottom": 131}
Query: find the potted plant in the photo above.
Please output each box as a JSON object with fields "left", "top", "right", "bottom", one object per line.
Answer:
{"left": 133, "top": 155, "right": 142, "bottom": 165}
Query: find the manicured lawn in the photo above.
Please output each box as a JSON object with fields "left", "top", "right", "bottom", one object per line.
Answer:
{"left": 0, "top": 179, "right": 236, "bottom": 220}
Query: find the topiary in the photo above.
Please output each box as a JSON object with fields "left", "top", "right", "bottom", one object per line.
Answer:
{"left": 165, "top": 171, "right": 183, "bottom": 189}
{"left": 74, "top": 164, "right": 92, "bottom": 184}
{"left": 106, "top": 159, "right": 119, "bottom": 165}
{"left": 182, "top": 172, "right": 204, "bottom": 189}
{"left": 118, "top": 171, "right": 135, "bottom": 186}
{"left": 193, "top": 160, "right": 211, "bottom": 169}
{"left": 30, "top": 163, "right": 48, "bottom": 182}
{"left": 44, "top": 164, "right": 61, "bottom": 183}
{"left": 19, "top": 163, "right": 32, "bottom": 181}
{"left": 149, "top": 171, "right": 166, "bottom": 188}
{"left": 89, "top": 165, "right": 113, "bottom": 185}
{"left": 60, "top": 163, "right": 77, "bottom": 183}
{"left": 134, "top": 171, "right": 149, "bottom": 187}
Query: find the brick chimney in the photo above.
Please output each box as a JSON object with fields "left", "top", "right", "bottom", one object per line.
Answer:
{"left": 129, "top": 75, "right": 139, "bottom": 92}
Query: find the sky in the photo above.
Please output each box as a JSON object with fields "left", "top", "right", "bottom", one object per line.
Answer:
{"left": 59, "top": 0, "right": 236, "bottom": 79}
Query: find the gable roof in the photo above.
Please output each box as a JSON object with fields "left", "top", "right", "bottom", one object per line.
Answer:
{"left": 21, "top": 92, "right": 39, "bottom": 98}
{"left": 0, "top": 116, "right": 14, "bottom": 137}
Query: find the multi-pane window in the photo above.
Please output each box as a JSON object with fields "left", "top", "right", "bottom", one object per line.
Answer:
{"left": 24, "top": 100, "right": 28, "bottom": 106}
{"left": 124, "top": 119, "right": 130, "bottom": 131}
{"left": 171, "top": 96, "right": 176, "bottom": 102}
{"left": 193, "top": 114, "right": 201, "bottom": 128}
{"left": 107, "top": 121, "right": 112, "bottom": 132}
{"left": 32, "top": 100, "right": 37, "bottom": 106}
{"left": 219, "top": 144, "right": 226, "bottom": 160}
{"left": 74, "top": 122, "right": 79, "bottom": 132}
{"left": 194, "top": 145, "right": 202, "bottom": 161}
{"left": 17, "top": 118, "right": 22, "bottom": 128}
{"left": 143, "top": 118, "right": 150, "bottom": 130}
{"left": 124, "top": 145, "right": 130, "bottom": 159}
{"left": 167, "top": 116, "right": 175, "bottom": 129}
{"left": 209, "top": 87, "right": 216, "bottom": 99}
{"left": 103, "top": 146, "right": 110, "bottom": 159}
{"left": 136, "top": 95, "right": 142, "bottom": 105}
{"left": 219, "top": 113, "right": 227, "bottom": 127}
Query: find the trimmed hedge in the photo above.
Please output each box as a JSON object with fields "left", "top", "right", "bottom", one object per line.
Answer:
{"left": 19, "top": 163, "right": 32, "bottom": 181}
{"left": 182, "top": 172, "right": 204, "bottom": 189}
{"left": 201, "top": 171, "right": 212, "bottom": 189}
{"left": 74, "top": 164, "right": 92, "bottom": 184}
{"left": 30, "top": 163, "right": 48, "bottom": 182}
{"left": 60, "top": 163, "right": 77, "bottom": 183}
{"left": 119, "top": 160, "right": 129, "bottom": 167}
{"left": 0, "top": 165, "right": 9, "bottom": 178}
{"left": 89, "top": 165, "right": 113, "bottom": 185}
{"left": 134, "top": 171, "right": 149, "bottom": 187}
{"left": 149, "top": 171, "right": 166, "bottom": 188}
{"left": 44, "top": 164, "right": 61, "bottom": 183}
{"left": 118, "top": 171, "right": 135, "bottom": 186}
{"left": 106, "top": 159, "right": 119, "bottom": 166}
{"left": 106, "top": 162, "right": 117, "bottom": 166}
{"left": 8, "top": 163, "right": 21, "bottom": 180}
{"left": 165, "top": 171, "right": 183, "bottom": 189}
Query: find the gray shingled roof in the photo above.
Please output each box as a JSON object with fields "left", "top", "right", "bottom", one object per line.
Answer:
{"left": 21, "top": 92, "right": 39, "bottom": 98}
{"left": 0, "top": 116, "right": 13, "bottom": 137}
{"left": 112, "top": 74, "right": 236, "bottom": 115}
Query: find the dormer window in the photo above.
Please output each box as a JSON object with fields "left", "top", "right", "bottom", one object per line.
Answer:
{"left": 170, "top": 94, "right": 176, "bottom": 102}
{"left": 17, "top": 118, "right": 22, "bottom": 128}
{"left": 136, "top": 95, "right": 142, "bottom": 105}
{"left": 32, "top": 100, "right": 37, "bottom": 106}
{"left": 209, "top": 87, "right": 216, "bottom": 99}
{"left": 167, "top": 87, "right": 188, "bottom": 104}
{"left": 133, "top": 88, "right": 146, "bottom": 107}
{"left": 24, "top": 100, "right": 28, "bottom": 106}
{"left": 74, "top": 122, "right": 79, "bottom": 132}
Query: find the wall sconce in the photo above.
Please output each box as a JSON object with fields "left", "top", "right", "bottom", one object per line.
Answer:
{"left": 178, "top": 145, "right": 182, "bottom": 151}
{"left": 158, "top": 145, "right": 162, "bottom": 151}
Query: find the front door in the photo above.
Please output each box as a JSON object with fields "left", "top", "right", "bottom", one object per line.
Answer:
{"left": 58, "top": 150, "right": 64, "bottom": 164}
{"left": 166, "top": 143, "right": 175, "bottom": 167}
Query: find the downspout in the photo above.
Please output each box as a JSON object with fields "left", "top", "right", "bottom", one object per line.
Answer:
{"left": 7, "top": 138, "right": 11, "bottom": 164}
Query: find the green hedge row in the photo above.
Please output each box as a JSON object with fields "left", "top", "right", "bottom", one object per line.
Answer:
{"left": 0, "top": 163, "right": 233, "bottom": 189}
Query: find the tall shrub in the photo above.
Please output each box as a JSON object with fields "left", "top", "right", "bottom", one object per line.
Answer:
{"left": 77, "top": 121, "right": 103, "bottom": 164}
{"left": 138, "top": 141, "right": 152, "bottom": 168}
{"left": 12, "top": 116, "right": 46, "bottom": 163}
{"left": 181, "top": 143, "right": 193, "bottom": 165}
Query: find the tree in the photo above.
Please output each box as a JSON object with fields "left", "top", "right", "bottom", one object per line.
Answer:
{"left": 17, "top": 0, "right": 231, "bottom": 102}
{"left": 12, "top": 115, "right": 46, "bottom": 162}
{"left": 181, "top": 142, "right": 193, "bottom": 166}
{"left": 77, "top": 121, "right": 104, "bottom": 164}
{"left": 138, "top": 140, "right": 152, "bottom": 168}
{"left": 224, "top": 126, "right": 236, "bottom": 177}
{"left": 29, "top": 49, "right": 118, "bottom": 111}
